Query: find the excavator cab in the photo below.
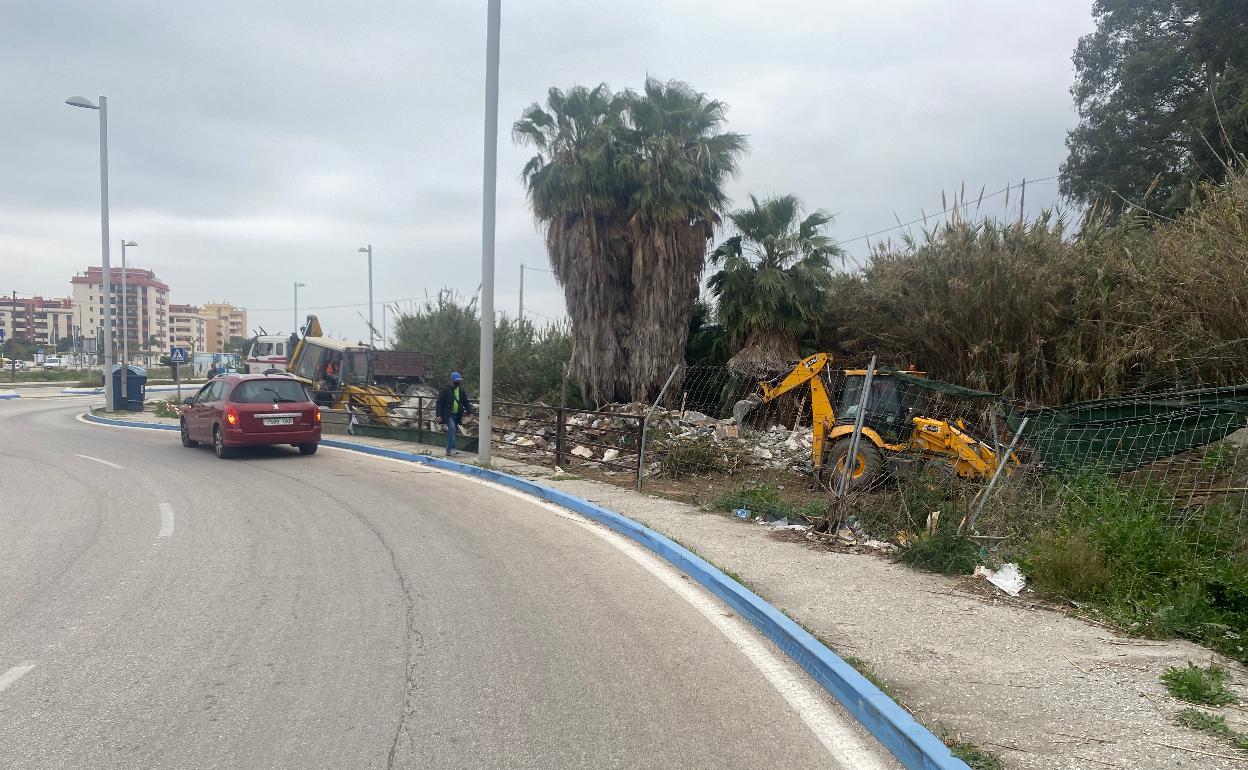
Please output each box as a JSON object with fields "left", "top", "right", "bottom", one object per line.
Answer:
{"left": 837, "top": 374, "right": 927, "bottom": 445}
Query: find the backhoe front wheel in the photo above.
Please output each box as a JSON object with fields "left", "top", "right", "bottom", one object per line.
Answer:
{"left": 821, "top": 437, "right": 883, "bottom": 491}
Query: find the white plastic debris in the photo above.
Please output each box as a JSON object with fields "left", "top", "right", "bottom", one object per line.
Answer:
{"left": 570, "top": 445, "right": 594, "bottom": 459}
{"left": 602, "top": 448, "right": 620, "bottom": 462}
{"left": 974, "top": 563, "right": 1026, "bottom": 596}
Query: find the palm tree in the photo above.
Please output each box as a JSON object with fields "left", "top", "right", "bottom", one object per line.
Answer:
{"left": 514, "top": 78, "right": 745, "bottom": 404}
{"left": 707, "top": 194, "right": 842, "bottom": 372}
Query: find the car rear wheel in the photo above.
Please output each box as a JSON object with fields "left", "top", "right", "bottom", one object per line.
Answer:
{"left": 180, "top": 419, "right": 198, "bottom": 448}
{"left": 213, "top": 426, "right": 233, "bottom": 459}
{"left": 297, "top": 443, "right": 318, "bottom": 456}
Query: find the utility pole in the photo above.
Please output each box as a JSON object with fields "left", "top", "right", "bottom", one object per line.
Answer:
{"left": 10, "top": 290, "right": 15, "bottom": 382}
{"left": 518, "top": 263, "right": 524, "bottom": 322}
{"left": 293, "top": 282, "right": 305, "bottom": 334}
{"left": 478, "top": 0, "right": 501, "bottom": 464}
{"left": 358, "top": 245, "right": 374, "bottom": 347}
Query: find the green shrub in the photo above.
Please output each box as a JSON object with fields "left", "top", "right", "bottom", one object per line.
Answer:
{"left": 659, "top": 438, "right": 725, "bottom": 479}
{"left": 1162, "top": 663, "right": 1237, "bottom": 706}
{"left": 897, "top": 527, "right": 980, "bottom": 575}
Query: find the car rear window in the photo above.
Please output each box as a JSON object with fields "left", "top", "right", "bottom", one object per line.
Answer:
{"left": 230, "top": 379, "right": 310, "bottom": 404}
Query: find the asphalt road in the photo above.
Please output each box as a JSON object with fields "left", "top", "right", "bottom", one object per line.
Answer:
{"left": 0, "top": 396, "right": 897, "bottom": 769}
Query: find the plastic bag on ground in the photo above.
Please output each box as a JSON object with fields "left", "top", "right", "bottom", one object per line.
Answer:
{"left": 974, "top": 563, "right": 1026, "bottom": 596}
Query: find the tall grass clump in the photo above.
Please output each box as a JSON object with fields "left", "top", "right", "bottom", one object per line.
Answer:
{"left": 1024, "top": 476, "right": 1248, "bottom": 663}
{"left": 827, "top": 172, "right": 1248, "bottom": 404}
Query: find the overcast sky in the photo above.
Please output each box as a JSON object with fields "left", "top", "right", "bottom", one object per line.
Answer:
{"left": 1, "top": 0, "right": 1095, "bottom": 344}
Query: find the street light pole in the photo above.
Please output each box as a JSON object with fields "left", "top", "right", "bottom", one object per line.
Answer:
{"left": 66, "top": 95, "right": 114, "bottom": 409}
{"left": 120, "top": 239, "right": 136, "bottom": 400}
{"left": 357, "top": 245, "right": 374, "bottom": 347}
{"left": 478, "top": 0, "right": 501, "bottom": 464}
{"left": 519, "top": 263, "right": 524, "bottom": 322}
{"left": 293, "top": 282, "right": 305, "bottom": 334}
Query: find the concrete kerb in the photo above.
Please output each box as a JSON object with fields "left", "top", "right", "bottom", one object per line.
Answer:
{"left": 80, "top": 410, "right": 969, "bottom": 770}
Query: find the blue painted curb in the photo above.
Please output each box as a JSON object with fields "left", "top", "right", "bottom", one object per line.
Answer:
{"left": 0, "top": 393, "right": 20, "bottom": 400}
{"left": 82, "top": 411, "right": 970, "bottom": 770}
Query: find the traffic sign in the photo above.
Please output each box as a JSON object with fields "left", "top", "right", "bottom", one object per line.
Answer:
{"left": 0, "top": 328, "right": 5, "bottom": 342}
{"left": 169, "top": 347, "right": 188, "bottom": 364}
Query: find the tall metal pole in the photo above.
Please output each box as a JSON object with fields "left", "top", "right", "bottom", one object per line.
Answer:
{"left": 518, "top": 263, "right": 524, "bottom": 321}
{"left": 99, "top": 97, "right": 114, "bottom": 410}
{"left": 120, "top": 239, "right": 129, "bottom": 400}
{"left": 293, "top": 281, "right": 304, "bottom": 333}
{"left": 366, "top": 244, "right": 375, "bottom": 347}
{"left": 478, "top": 0, "right": 501, "bottom": 464}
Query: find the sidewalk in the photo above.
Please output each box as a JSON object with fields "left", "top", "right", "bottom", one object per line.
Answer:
{"left": 93, "top": 409, "right": 1248, "bottom": 769}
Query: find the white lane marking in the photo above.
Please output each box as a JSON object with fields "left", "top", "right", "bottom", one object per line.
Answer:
{"left": 321, "top": 447, "right": 888, "bottom": 769}
{"left": 158, "top": 502, "right": 175, "bottom": 538}
{"left": 0, "top": 664, "right": 37, "bottom": 694}
{"left": 74, "top": 454, "right": 123, "bottom": 469}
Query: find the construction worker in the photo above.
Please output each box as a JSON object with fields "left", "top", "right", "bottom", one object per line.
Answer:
{"left": 323, "top": 358, "right": 339, "bottom": 395}
{"left": 436, "top": 372, "right": 473, "bottom": 456}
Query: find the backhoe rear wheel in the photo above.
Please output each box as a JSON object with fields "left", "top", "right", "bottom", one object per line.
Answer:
{"left": 821, "top": 437, "right": 884, "bottom": 491}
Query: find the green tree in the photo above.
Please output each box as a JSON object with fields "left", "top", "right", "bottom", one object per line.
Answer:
{"left": 707, "top": 194, "right": 841, "bottom": 370}
{"left": 514, "top": 78, "right": 746, "bottom": 404}
{"left": 1061, "top": 0, "right": 1248, "bottom": 215}
{"left": 392, "top": 290, "right": 574, "bottom": 403}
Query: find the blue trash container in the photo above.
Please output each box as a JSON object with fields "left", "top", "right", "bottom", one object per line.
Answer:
{"left": 109, "top": 364, "right": 147, "bottom": 411}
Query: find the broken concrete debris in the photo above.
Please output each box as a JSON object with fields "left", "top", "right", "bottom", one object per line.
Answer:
{"left": 495, "top": 400, "right": 813, "bottom": 472}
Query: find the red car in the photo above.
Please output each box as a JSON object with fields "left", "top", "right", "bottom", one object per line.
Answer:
{"left": 180, "top": 374, "right": 321, "bottom": 459}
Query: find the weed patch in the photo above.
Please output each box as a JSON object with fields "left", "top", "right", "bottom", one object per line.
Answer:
{"left": 898, "top": 527, "right": 980, "bottom": 575}
{"left": 1175, "top": 707, "right": 1231, "bottom": 734}
{"left": 709, "top": 482, "right": 825, "bottom": 522}
{"left": 1162, "top": 663, "right": 1237, "bottom": 706}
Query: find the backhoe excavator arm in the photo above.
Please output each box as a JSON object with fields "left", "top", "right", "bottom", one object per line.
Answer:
{"left": 757, "top": 353, "right": 838, "bottom": 468}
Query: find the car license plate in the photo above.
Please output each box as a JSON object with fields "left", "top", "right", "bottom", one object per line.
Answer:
{"left": 263, "top": 417, "right": 294, "bottom": 426}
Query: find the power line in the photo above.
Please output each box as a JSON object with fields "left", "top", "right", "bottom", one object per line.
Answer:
{"left": 833, "top": 174, "right": 1058, "bottom": 245}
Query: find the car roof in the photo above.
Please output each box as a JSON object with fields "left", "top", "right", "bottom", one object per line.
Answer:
{"left": 215, "top": 373, "right": 300, "bottom": 383}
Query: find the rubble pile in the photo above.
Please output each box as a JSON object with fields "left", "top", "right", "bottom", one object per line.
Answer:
{"left": 495, "top": 401, "right": 815, "bottom": 474}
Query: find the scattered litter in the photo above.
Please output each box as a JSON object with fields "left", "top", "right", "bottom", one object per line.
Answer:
{"left": 570, "top": 445, "right": 594, "bottom": 459}
{"left": 974, "top": 562, "right": 1027, "bottom": 596}
{"left": 734, "top": 508, "right": 751, "bottom": 519}
{"left": 602, "top": 448, "right": 620, "bottom": 462}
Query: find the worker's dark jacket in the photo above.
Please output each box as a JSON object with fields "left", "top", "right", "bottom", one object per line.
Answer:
{"left": 436, "top": 383, "right": 473, "bottom": 424}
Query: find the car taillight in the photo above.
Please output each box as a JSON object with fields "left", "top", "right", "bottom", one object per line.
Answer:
{"left": 226, "top": 406, "right": 239, "bottom": 426}
{"left": 313, "top": 408, "right": 321, "bottom": 423}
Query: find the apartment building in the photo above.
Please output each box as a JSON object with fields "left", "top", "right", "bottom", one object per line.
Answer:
{"left": 168, "top": 304, "right": 210, "bottom": 352}
{"left": 0, "top": 296, "right": 76, "bottom": 348}
{"left": 70, "top": 266, "right": 169, "bottom": 358}
{"left": 201, "top": 302, "right": 248, "bottom": 353}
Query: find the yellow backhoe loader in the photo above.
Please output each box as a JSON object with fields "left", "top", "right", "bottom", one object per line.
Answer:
{"left": 757, "top": 353, "right": 1014, "bottom": 489}
{"left": 284, "top": 315, "right": 431, "bottom": 426}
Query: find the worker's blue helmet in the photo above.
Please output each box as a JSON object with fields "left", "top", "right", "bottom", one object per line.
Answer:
{"left": 451, "top": 371, "right": 463, "bottom": 382}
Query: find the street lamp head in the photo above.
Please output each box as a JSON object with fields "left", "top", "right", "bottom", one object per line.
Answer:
{"left": 122, "top": 240, "right": 138, "bottom": 247}
{"left": 65, "top": 96, "right": 99, "bottom": 110}
{"left": 358, "top": 246, "right": 369, "bottom": 253}
{"left": 295, "top": 282, "right": 306, "bottom": 288}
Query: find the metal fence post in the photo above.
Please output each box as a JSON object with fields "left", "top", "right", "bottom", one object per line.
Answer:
{"left": 634, "top": 417, "right": 646, "bottom": 491}
{"left": 416, "top": 396, "right": 425, "bottom": 444}
{"left": 960, "top": 417, "right": 1028, "bottom": 536}
{"left": 637, "top": 366, "right": 680, "bottom": 493}
{"left": 555, "top": 407, "right": 567, "bottom": 469}
{"left": 836, "top": 355, "right": 876, "bottom": 498}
